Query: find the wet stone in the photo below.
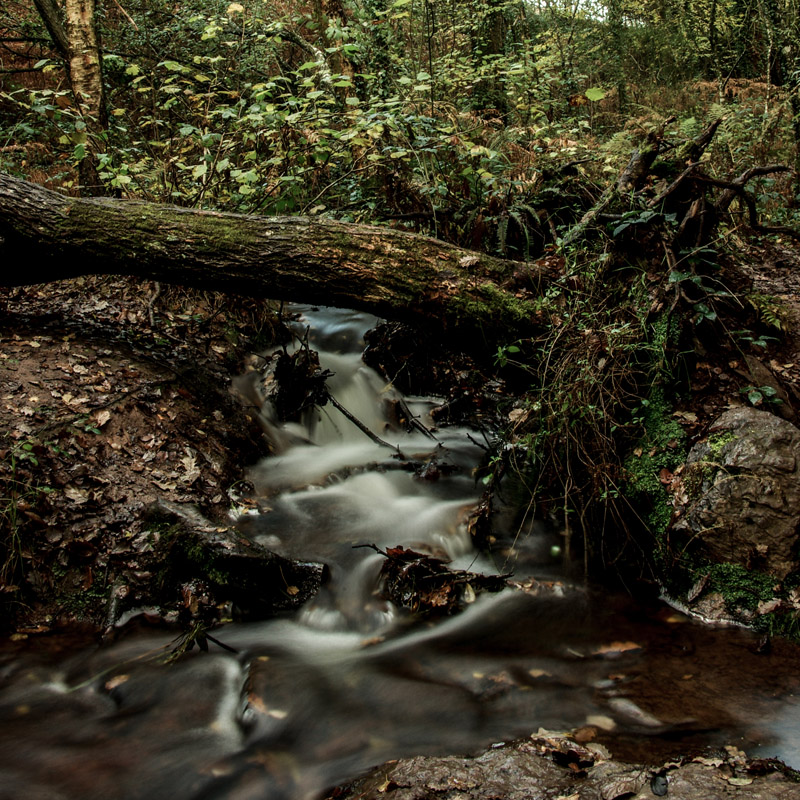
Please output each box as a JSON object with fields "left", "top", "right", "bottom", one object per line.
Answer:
{"left": 671, "top": 407, "right": 800, "bottom": 578}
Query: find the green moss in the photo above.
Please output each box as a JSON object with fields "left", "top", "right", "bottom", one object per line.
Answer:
{"left": 707, "top": 562, "right": 775, "bottom": 611}
{"left": 623, "top": 385, "right": 687, "bottom": 535}
{"left": 448, "top": 282, "right": 540, "bottom": 333}
{"left": 755, "top": 609, "right": 800, "bottom": 639}
{"left": 707, "top": 429, "right": 735, "bottom": 460}
{"left": 181, "top": 540, "right": 231, "bottom": 586}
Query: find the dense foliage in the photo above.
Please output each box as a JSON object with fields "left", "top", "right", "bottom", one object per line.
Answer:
{"left": 1, "top": 0, "right": 798, "bottom": 248}
{"left": 1, "top": 0, "right": 799, "bottom": 585}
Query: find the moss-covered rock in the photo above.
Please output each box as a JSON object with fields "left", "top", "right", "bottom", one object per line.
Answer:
{"left": 670, "top": 407, "right": 800, "bottom": 580}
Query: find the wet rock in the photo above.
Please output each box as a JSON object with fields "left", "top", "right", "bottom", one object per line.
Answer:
{"left": 332, "top": 741, "right": 574, "bottom": 800}
{"left": 671, "top": 407, "right": 800, "bottom": 579}
{"left": 378, "top": 546, "right": 509, "bottom": 616}
{"left": 113, "top": 501, "right": 325, "bottom": 625}
{"left": 329, "top": 739, "right": 800, "bottom": 800}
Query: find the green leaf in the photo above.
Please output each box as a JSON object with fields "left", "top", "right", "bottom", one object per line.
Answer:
{"left": 192, "top": 163, "right": 207, "bottom": 178}
{"left": 345, "top": 96, "right": 360, "bottom": 105}
{"left": 161, "top": 60, "right": 186, "bottom": 72}
{"left": 585, "top": 87, "right": 605, "bottom": 101}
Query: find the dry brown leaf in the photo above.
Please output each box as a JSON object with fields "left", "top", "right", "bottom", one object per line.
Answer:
{"left": 64, "top": 485, "right": 89, "bottom": 504}
{"left": 105, "top": 674, "right": 130, "bottom": 691}
{"left": 93, "top": 409, "right": 112, "bottom": 427}
{"left": 592, "top": 640, "right": 642, "bottom": 656}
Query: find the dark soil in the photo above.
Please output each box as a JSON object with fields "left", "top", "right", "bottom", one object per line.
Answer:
{"left": 0, "top": 276, "right": 285, "bottom": 634}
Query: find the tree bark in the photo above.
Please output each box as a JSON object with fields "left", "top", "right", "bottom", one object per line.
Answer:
{"left": 65, "top": 0, "right": 107, "bottom": 127}
{"left": 33, "top": 0, "right": 70, "bottom": 59}
{"left": 0, "top": 174, "right": 545, "bottom": 341}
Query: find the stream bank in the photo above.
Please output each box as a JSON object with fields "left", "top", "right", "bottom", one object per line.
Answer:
{"left": 4, "top": 247, "right": 793, "bottom": 797}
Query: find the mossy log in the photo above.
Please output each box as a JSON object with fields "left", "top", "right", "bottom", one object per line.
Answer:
{"left": 0, "top": 173, "right": 545, "bottom": 341}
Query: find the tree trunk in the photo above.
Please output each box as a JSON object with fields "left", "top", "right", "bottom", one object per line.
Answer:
{"left": 65, "top": 0, "right": 106, "bottom": 127}
{"left": 0, "top": 174, "right": 544, "bottom": 342}
{"left": 33, "top": 0, "right": 70, "bottom": 59}
{"left": 64, "top": 0, "right": 107, "bottom": 196}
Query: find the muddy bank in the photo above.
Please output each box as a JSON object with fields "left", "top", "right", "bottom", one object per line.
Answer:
{"left": 0, "top": 277, "right": 320, "bottom": 633}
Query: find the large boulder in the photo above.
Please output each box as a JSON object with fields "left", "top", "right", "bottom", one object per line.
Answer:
{"left": 671, "top": 407, "right": 800, "bottom": 579}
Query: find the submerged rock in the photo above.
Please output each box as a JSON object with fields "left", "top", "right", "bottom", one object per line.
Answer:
{"left": 671, "top": 407, "right": 800, "bottom": 579}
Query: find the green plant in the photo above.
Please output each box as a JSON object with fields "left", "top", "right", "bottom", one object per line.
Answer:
{"left": 741, "top": 385, "right": 782, "bottom": 407}
{"left": 1, "top": 441, "right": 53, "bottom": 590}
{"left": 731, "top": 330, "right": 778, "bottom": 349}
{"left": 746, "top": 292, "right": 789, "bottom": 331}
{"left": 707, "top": 563, "right": 775, "bottom": 612}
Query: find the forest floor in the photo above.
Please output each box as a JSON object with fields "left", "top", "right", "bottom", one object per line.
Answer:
{"left": 0, "top": 276, "right": 280, "bottom": 634}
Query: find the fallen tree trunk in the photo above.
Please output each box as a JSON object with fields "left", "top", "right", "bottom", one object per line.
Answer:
{"left": 0, "top": 173, "right": 544, "bottom": 340}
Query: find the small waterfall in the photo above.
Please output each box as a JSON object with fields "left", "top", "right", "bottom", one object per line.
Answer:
{"left": 240, "top": 305, "right": 487, "bottom": 634}
{"left": 1, "top": 305, "right": 799, "bottom": 800}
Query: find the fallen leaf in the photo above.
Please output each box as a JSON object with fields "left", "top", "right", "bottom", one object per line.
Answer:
{"left": 247, "top": 693, "right": 269, "bottom": 714}
{"left": 93, "top": 409, "right": 112, "bottom": 427}
{"left": 529, "top": 668, "right": 552, "bottom": 678}
{"left": 592, "top": 641, "right": 642, "bottom": 656}
{"left": 585, "top": 714, "right": 616, "bottom": 731}
{"left": 64, "top": 485, "right": 89, "bottom": 504}
{"left": 607, "top": 697, "right": 663, "bottom": 728}
{"left": 105, "top": 674, "right": 130, "bottom": 691}
{"left": 508, "top": 408, "right": 526, "bottom": 424}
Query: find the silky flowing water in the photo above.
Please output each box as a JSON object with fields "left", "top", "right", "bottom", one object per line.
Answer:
{"left": 1, "top": 306, "right": 800, "bottom": 800}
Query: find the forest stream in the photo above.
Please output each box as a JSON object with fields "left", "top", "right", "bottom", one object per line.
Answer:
{"left": 1, "top": 306, "right": 800, "bottom": 800}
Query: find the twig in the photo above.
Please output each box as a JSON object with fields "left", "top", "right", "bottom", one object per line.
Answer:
{"left": 147, "top": 281, "right": 161, "bottom": 328}
{"left": 326, "top": 392, "right": 405, "bottom": 457}
{"left": 204, "top": 633, "right": 238, "bottom": 653}
{"left": 713, "top": 164, "right": 791, "bottom": 212}
{"left": 395, "top": 397, "right": 438, "bottom": 440}
{"left": 353, "top": 542, "right": 388, "bottom": 555}
{"left": 647, "top": 162, "right": 702, "bottom": 208}
{"left": 561, "top": 186, "right": 615, "bottom": 247}
{"left": 109, "top": 0, "right": 139, "bottom": 30}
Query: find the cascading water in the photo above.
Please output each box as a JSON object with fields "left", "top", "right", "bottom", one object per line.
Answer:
{"left": 237, "top": 305, "right": 494, "bottom": 635}
{"left": 1, "top": 306, "right": 800, "bottom": 800}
